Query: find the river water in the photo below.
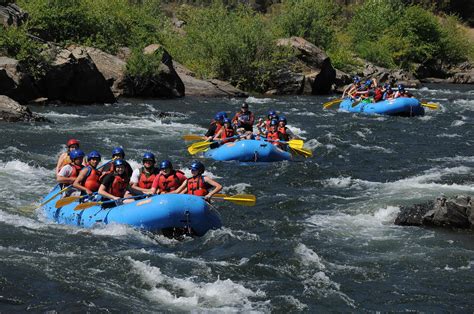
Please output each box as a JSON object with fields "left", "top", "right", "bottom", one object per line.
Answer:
{"left": 0, "top": 84, "right": 473, "bottom": 312}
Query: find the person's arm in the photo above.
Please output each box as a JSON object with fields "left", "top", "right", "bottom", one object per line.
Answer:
{"left": 205, "top": 124, "right": 216, "bottom": 140}
{"left": 203, "top": 177, "right": 222, "bottom": 200}
{"left": 150, "top": 174, "right": 161, "bottom": 195}
{"left": 213, "top": 128, "right": 224, "bottom": 141}
{"left": 73, "top": 167, "right": 93, "bottom": 195}
{"left": 175, "top": 179, "right": 188, "bottom": 194}
{"left": 56, "top": 165, "right": 75, "bottom": 185}
{"left": 56, "top": 153, "right": 66, "bottom": 173}
{"left": 231, "top": 113, "right": 239, "bottom": 124}
{"left": 247, "top": 112, "right": 255, "bottom": 126}
{"left": 98, "top": 175, "right": 119, "bottom": 200}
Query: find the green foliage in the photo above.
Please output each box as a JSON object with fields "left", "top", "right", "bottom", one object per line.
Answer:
{"left": 0, "top": 26, "right": 49, "bottom": 79}
{"left": 438, "top": 15, "right": 474, "bottom": 63}
{"left": 327, "top": 32, "right": 361, "bottom": 72}
{"left": 17, "top": 0, "right": 166, "bottom": 53}
{"left": 164, "top": 3, "right": 292, "bottom": 92}
{"left": 272, "top": 0, "right": 341, "bottom": 49}
{"left": 125, "top": 48, "right": 164, "bottom": 77}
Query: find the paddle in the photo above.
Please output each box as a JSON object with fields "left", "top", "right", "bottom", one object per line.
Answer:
{"left": 290, "top": 146, "right": 313, "bottom": 158}
{"left": 183, "top": 134, "right": 206, "bottom": 141}
{"left": 421, "top": 102, "right": 439, "bottom": 110}
{"left": 323, "top": 98, "right": 343, "bottom": 109}
{"left": 187, "top": 135, "right": 242, "bottom": 155}
{"left": 212, "top": 193, "right": 256, "bottom": 206}
{"left": 39, "top": 185, "right": 71, "bottom": 207}
{"left": 73, "top": 194, "right": 148, "bottom": 211}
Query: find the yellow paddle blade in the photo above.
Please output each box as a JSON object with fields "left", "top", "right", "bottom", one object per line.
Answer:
{"left": 421, "top": 102, "right": 439, "bottom": 110}
{"left": 55, "top": 196, "right": 82, "bottom": 208}
{"left": 74, "top": 201, "right": 102, "bottom": 211}
{"left": 188, "top": 141, "right": 213, "bottom": 155}
{"left": 183, "top": 134, "right": 206, "bottom": 141}
{"left": 290, "top": 146, "right": 313, "bottom": 158}
{"left": 40, "top": 186, "right": 70, "bottom": 206}
{"left": 288, "top": 139, "right": 304, "bottom": 149}
{"left": 213, "top": 194, "right": 256, "bottom": 206}
{"left": 323, "top": 98, "right": 343, "bottom": 109}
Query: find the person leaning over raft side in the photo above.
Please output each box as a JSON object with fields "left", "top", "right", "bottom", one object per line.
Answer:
{"left": 150, "top": 160, "right": 186, "bottom": 195}
{"left": 98, "top": 159, "right": 134, "bottom": 205}
{"left": 73, "top": 150, "right": 102, "bottom": 196}
{"left": 100, "top": 147, "right": 133, "bottom": 182}
{"left": 56, "top": 138, "right": 81, "bottom": 173}
{"left": 174, "top": 161, "right": 222, "bottom": 202}
{"left": 130, "top": 152, "right": 160, "bottom": 195}
{"left": 213, "top": 118, "right": 237, "bottom": 144}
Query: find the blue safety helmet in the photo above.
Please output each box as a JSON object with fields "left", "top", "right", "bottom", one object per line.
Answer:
{"left": 223, "top": 118, "right": 232, "bottom": 124}
{"left": 142, "top": 152, "right": 155, "bottom": 162}
{"left": 70, "top": 149, "right": 85, "bottom": 160}
{"left": 113, "top": 159, "right": 125, "bottom": 167}
{"left": 365, "top": 79, "right": 372, "bottom": 87}
{"left": 190, "top": 161, "right": 205, "bottom": 172}
{"left": 278, "top": 116, "right": 287, "bottom": 123}
{"left": 112, "top": 147, "right": 125, "bottom": 158}
{"left": 398, "top": 84, "right": 405, "bottom": 91}
{"left": 87, "top": 150, "right": 101, "bottom": 161}
{"left": 160, "top": 160, "right": 172, "bottom": 169}
{"left": 270, "top": 119, "right": 278, "bottom": 126}
{"left": 353, "top": 76, "right": 361, "bottom": 83}
{"left": 268, "top": 110, "right": 276, "bottom": 117}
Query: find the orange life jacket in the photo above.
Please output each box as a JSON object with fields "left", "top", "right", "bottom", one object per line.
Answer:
{"left": 187, "top": 176, "right": 208, "bottom": 196}
{"left": 154, "top": 170, "right": 185, "bottom": 192}
{"left": 221, "top": 127, "right": 235, "bottom": 143}
{"left": 267, "top": 131, "right": 283, "bottom": 147}
{"left": 138, "top": 167, "right": 159, "bottom": 189}
{"left": 109, "top": 175, "right": 127, "bottom": 198}
{"left": 374, "top": 88, "right": 383, "bottom": 102}
{"left": 82, "top": 166, "right": 102, "bottom": 192}
{"left": 69, "top": 163, "right": 83, "bottom": 179}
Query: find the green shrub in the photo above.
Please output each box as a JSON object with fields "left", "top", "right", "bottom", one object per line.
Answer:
{"left": 438, "top": 15, "right": 473, "bottom": 63}
{"left": 272, "top": 0, "right": 341, "bottom": 49}
{"left": 164, "top": 3, "right": 292, "bottom": 92}
{"left": 125, "top": 47, "right": 164, "bottom": 77}
{"left": 0, "top": 26, "right": 49, "bottom": 79}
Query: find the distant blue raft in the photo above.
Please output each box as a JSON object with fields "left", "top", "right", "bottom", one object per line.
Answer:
{"left": 41, "top": 186, "right": 222, "bottom": 236}
{"left": 204, "top": 139, "right": 292, "bottom": 162}
{"left": 339, "top": 97, "right": 425, "bottom": 116}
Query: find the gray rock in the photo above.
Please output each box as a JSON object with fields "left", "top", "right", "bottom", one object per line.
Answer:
{"left": 265, "top": 68, "right": 305, "bottom": 95}
{"left": 0, "top": 57, "right": 40, "bottom": 104}
{"left": 36, "top": 46, "right": 116, "bottom": 104}
{"left": 0, "top": 95, "right": 47, "bottom": 122}
{"left": 395, "top": 195, "right": 474, "bottom": 230}
{"left": 276, "top": 37, "right": 336, "bottom": 94}
{"left": 357, "top": 60, "right": 420, "bottom": 88}
{"left": 0, "top": 3, "right": 28, "bottom": 27}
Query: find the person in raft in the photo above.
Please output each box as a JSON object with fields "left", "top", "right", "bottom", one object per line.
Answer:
{"left": 213, "top": 118, "right": 237, "bottom": 144}
{"left": 130, "top": 152, "right": 160, "bottom": 195}
{"left": 174, "top": 161, "right": 222, "bottom": 202}
{"left": 56, "top": 149, "right": 85, "bottom": 196}
{"left": 100, "top": 147, "right": 133, "bottom": 182}
{"left": 150, "top": 160, "right": 186, "bottom": 194}
{"left": 205, "top": 112, "right": 227, "bottom": 148}
{"left": 98, "top": 159, "right": 134, "bottom": 205}
{"left": 56, "top": 138, "right": 81, "bottom": 173}
{"left": 72, "top": 150, "right": 102, "bottom": 196}
{"left": 232, "top": 102, "right": 254, "bottom": 139}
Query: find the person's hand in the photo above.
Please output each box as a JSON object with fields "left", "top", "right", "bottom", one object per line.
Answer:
{"left": 204, "top": 195, "right": 212, "bottom": 202}
{"left": 86, "top": 189, "right": 93, "bottom": 195}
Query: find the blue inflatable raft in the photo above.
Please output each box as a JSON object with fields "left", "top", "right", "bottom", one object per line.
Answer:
{"left": 41, "top": 185, "right": 222, "bottom": 236}
{"left": 339, "top": 97, "right": 424, "bottom": 116}
{"left": 204, "top": 139, "right": 292, "bottom": 162}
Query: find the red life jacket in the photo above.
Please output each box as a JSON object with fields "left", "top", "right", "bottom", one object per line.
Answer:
{"left": 187, "top": 176, "right": 208, "bottom": 196}
{"left": 221, "top": 127, "right": 235, "bottom": 143}
{"left": 155, "top": 170, "right": 185, "bottom": 192}
{"left": 138, "top": 167, "right": 159, "bottom": 189}
{"left": 278, "top": 127, "right": 289, "bottom": 142}
{"left": 69, "top": 163, "right": 83, "bottom": 179}
{"left": 215, "top": 123, "right": 223, "bottom": 135}
{"left": 374, "top": 88, "right": 383, "bottom": 102}
{"left": 109, "top": 175, "right": 127, "bottom": 198}
{"left": 83, "top": 166, "right": 102, "bottom": 192}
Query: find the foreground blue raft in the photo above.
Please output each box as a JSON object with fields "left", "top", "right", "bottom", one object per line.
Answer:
{"left": 41, "top": 186, "right": 222, "bottom": 236}
{"left": 204, "top": 139, "right": 292, "bottom": 162}
{"left": 339, "top": 97, "right": 425, "bottom": 116}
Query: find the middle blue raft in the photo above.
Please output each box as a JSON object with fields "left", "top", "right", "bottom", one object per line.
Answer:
{"left": 204, "top": 139, "right": 292, "bottom": 162}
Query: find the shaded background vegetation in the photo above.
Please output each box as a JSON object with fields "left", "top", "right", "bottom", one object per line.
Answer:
{"left": 1, "top": 0, "right": 473, "bottom": 92}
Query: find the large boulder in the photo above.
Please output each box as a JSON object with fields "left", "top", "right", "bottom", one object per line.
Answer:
{"left": 395, "top": 195, "right": 474, "bottom": 229}
{"left": 0, "top": 3, "right": 28, "bottom": 27}
{"left": 276, "top": 37, "right": 336, "bottom": 95}
{"left": 0, "top": 95, "right": 46, "bottom": 122}
{"left": 448, "top": 62, "right": 474, "bottom": 84}
{"left": 357, "top": 60, "right": 420, "bottom": 88}
{"left": 0, "top": 57, "right": 40, "bottom": 104}
{"left": 36, "top": 46, "right": 116, "bottom": 104}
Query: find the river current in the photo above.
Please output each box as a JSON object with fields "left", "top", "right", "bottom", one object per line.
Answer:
{"left": 0, "top": 84, "right": 473, "bottom": 312}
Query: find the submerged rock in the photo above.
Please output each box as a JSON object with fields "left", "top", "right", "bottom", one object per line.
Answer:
{"left": 0, "top": 95, "right": 47, "bottom": 122}
{"left": 395, "top": 195, "right": 474, "bottom": 229}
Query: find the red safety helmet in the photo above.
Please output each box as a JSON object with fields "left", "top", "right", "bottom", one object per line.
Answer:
{"left": 67, "top": 139, "right": 80, "bottom": 147}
